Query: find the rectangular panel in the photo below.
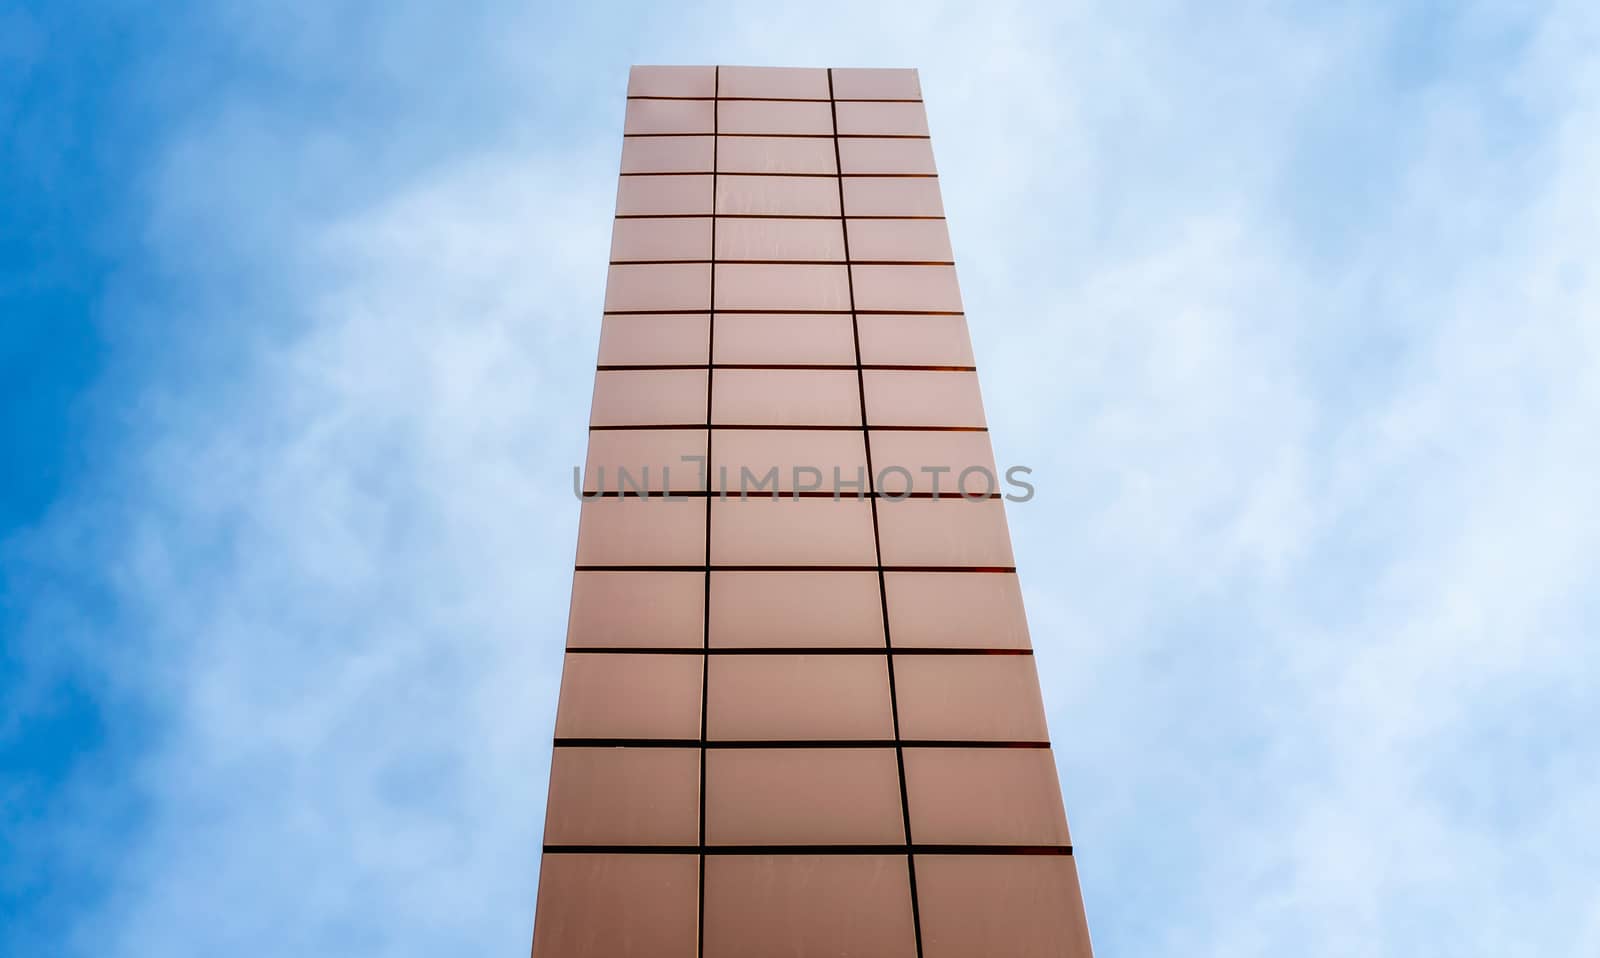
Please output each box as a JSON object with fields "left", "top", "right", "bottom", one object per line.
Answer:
{"left": 567, "top": 570, "right": 706, "bottom": 649}
{"left": 838, "top": 137, "right": 937, "bottom": 174}
{"left": 915, "top": 855, "right": 1094, "bottom": 958}
{"left": 714, "top": 218, "right": 845, "bottom": 262}
{"left": 892, "top": 654, "right": 1049, "bottom": 742}
{"left": 863, "top": 369, "right": 985, "bottom": 426}
{"left": 713, "top": 313, "right": 856, "bottom": 365}
{"left": 583, "top": 429, "right": 707, "bottom": 494}
{"left": 603, "top": 263, "right": 711, "bottom": 312}
{"left": 708, "top": 570, "right": 884, "bottom": 648}
{"left": 545, "top": 747, "right": 701, "bottom": 845}
{"left": 575, "top": 497, "right": 706, "bottom": 566}
{"left": 712, "top": 429, "right": 869, "bottom": 494}
{"left": 553, "top": 652, "right": 704, "bottom": 739}
{"left": 589, "top": 368, "right": 707, "bottom": 426}
{"left": 714, "top": 263, "right": 851, "bottom": 310}
{"left": 831, "top": 67, "right": 922, "bottom": 100}
{"left": 709, "top": 497, "right": 877, "bottom": 566}
{"left": 876, "top": 498, "right": 1015, "bottom": 567}
{"left": 717, "top": 135, "right": 838, "bottom": 174}
{"left": 842, "top": 177, "right": 945, "bottom": 216}
{"left": 717, "top": 174, "right": 841, "bottom": 215}
{"left": 903, "top": 747, "right": 1070, "bottom": 845}
{"left": 628, "top": 65, "right": 717, "bottom": 98}
{"left": 883, "top": 571, "right": 1031, "bottom": 649}
{"left": 835, "top": 100, "right": 929, "bottom": 135}
{"left": 616, "top": 174, "right": 714, "bottom": 215}
{"left": 717, "top": 65, "right": 830, "bottom": 99}
{"left": 851, "top": 264, "right": 964, "bottom": 312}
{"left": 532, "top": 854, "right": 699, "bottom": 958}
{"left": 703, "top": 856, "right": 916, "bottom": 958}
{"left": 869, "top": 430, "right": 997, "bottom": 495}
{"left": 847, "top": 218, "right": 954, "bottom": 261}
{"left": 706, "top": 653, "right": 894, "bottom": 740}
{"left": 624, "top": 98, "right": 715, "bottom": 134}
{"left": 718, "top": 99, "right": 834, "bottom": 135}
{"left": 857, "top": 314, "right": 975, "bottom": 366}
{"left": 620, "top": 135, "right": 714, "bottom": 173}
{"left": 711, "top": 368, "right": 861, "bottom": 426}
{"left": 596, "top": 313, "right": 709, "bottom": 366}
{"left": 609, "top": 217, "right": 712, "bottom": 261}
{"left": 705, "top": 747, "right": 903, "bottom": 844}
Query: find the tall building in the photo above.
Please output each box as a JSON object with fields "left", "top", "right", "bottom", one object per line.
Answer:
{"left": 532, "top": 65, "right": 1093, "bottom": 957}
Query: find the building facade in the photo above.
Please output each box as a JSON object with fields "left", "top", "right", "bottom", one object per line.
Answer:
{"left": 532, "top": 64, "right": 1093, "bottom": 957}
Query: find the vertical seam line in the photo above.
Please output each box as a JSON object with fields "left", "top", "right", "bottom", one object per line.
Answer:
{"left": 698, "top": 63, "right": 718, "bottom": 958}
{"left": 829, "top": 66, "right": 926, "bottom": 958}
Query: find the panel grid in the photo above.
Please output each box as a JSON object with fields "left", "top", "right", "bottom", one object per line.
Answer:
{"left": 533, "top": 64, "right": 1092, "bottom": 958}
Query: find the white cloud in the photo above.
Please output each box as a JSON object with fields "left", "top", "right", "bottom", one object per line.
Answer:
{"left": 59, "top": 140, "right": 617, "bottom": 952}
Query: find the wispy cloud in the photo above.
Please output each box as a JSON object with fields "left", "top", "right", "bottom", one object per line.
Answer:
{"left": 4, "top": 1, "right": 1597, "bottom": 954}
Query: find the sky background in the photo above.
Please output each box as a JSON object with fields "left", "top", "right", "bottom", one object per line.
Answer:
{"left": 3, "top": 0, "right": 1598, "bottom": 954}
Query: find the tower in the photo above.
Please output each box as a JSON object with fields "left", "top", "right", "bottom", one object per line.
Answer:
{"left": 532, "top": 65, "right": 1093, "bottom": 958}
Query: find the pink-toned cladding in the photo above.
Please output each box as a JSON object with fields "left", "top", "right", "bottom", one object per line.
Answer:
{"left": 534, "top": 64, "right": 1092, "bottom": 958}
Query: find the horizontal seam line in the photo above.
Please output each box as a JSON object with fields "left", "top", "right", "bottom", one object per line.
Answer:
{"left": 551, "top": 739, "right": 1052, "bottom": 748}
{"left": 620, "top": 172, "right": 936, "bottom": 178}
{"left": 624, "top": 133, "right": 932, "bottom": 139}
{"left": 600, "top": 309, "right": 964, "bottom": 317}
{"left": 589, "top": 425, "right": 988, "bottom": 432}
{"left": 563, "top": 647, "right": 1033, "bottom": 655}
{"left": 613, "top": 214, "right": 945, "bottom": 220}
{"left": 572, "top": 565, "right": 1019, "bottom": 573}
{"left": 626, "top": 96, "right": 924, "bottom": 103}
{"left": 592, "top": 364, "right": 976, "bottom": 371}
{"left": 542, "top": 844, "right": 1072, "bottom": 855}
{"left": 609, "top": 261, "right": 955, "bottom": 267}
{"left": 575, "top": 493, "right": 1006, "bottom": 500}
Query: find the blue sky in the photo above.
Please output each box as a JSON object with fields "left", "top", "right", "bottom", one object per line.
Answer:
{"left": 3, "top": 0, "right": 1598, "bottom": 954}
